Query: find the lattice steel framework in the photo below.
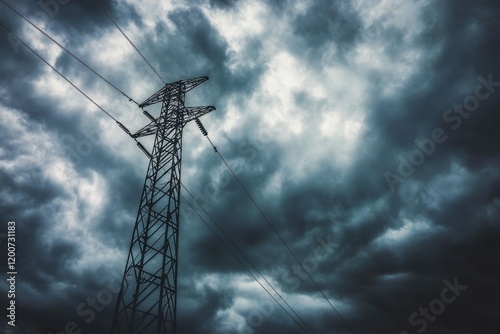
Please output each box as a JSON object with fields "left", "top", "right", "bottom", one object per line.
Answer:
{"left": 110, "top": 76, "right": 215, "bottom": 334}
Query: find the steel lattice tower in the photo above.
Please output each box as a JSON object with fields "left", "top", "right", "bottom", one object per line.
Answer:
{"left": 110, "top": 76, "right": 215, "bottom": 334}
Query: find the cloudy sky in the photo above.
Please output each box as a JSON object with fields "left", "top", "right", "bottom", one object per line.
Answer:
{"left": 1, "top": 0, "right": 499, "bottom": 333}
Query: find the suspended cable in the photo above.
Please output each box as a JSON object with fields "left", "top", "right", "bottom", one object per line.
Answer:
{"left": 180, "top": 182, "right": 315, "bottom": 334}
{"left": 1, "top": 0, "right": 140, "bottom": 106}
{"left": 180, "top": 192, "right": 312, "bottom": 334}
{"left": 196, "top": 119, "right": 356, "bottom": 334}
{"left": 94, "top": 0, "right": 166, "bottom": 85}
{"left": 214, "top": 138, "right": 355, "bottom": 334}
{"left": 0, "top": 22, "right": 118, "bottom": 122}
{"left": 0, "top": 22, "right": 151, "bottom": 158}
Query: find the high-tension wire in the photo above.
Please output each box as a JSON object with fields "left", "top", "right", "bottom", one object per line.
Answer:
{"left": 180, "top": 192, "right": 312, "bottom": 334}
{"left": 3, "top": 20, "right": 313, "bottom": 334}
{"left": 0, "top": 22, "right": 119, "bottom": 122}
{"left": 1, "top": 0, "right": 140, "bottom": 106}
{"left": 94, "top": 0, "right": 166, "bottom": 85}
{"left": 197, "top": 121, "right": 356, "bottom": 334}
{"left": 0, "top": 22, "right": 149, "bottom": 157}
{"left": 180, "top": 182, "right": 315, "bottom": 334}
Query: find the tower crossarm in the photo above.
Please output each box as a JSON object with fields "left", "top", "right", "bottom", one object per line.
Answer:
{"left": 132, "top": 120, "right": 158, "bottom": 138}
{"left": 131, "top": 105, "right": 215, "bottom": 138}
{"left": 183, "top": 106, "right": 216, "bottom": 124}
{"left": 138, "top": 76, "right": 209, "bottom": 108}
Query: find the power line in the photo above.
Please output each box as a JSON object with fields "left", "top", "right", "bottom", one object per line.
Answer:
{"left": 0, "top": 22, "right": 120, "bottom": 123}
{"left": 180, "top": 192, "right": 312, "bottom": 334}
{"left": 94, "top": 0, "right": 166, "bottom": 85}
{"left": 2, "top": 20, "right": 313, "bottom": 334}
{"left": 0, "top": 21, "right": 151, "bottom": 157}
{"left": 180, "top": 182, "right": 315, "bottom": 334}
{"left": 1, "top": 0, "right": 140, "bottom": 106}
{"left": 201, "top": 130, "right": 356, "bottom": 334}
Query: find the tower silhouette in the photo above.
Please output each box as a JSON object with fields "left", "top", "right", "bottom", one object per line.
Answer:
{"left": 110, "top": 76, "right": 215, "bottom": 334}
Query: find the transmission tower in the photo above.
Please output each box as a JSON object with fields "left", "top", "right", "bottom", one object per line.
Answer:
{"left": 110, "top": 76, "right": 215, "bottom": 334}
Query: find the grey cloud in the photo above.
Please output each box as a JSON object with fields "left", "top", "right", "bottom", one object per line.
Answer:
{"left": 1, "top": 0, "right": 500, "bottom": 333}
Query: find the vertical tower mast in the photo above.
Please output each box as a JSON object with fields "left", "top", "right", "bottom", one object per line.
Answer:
{"left": 111, "top": 76, "right": 215, "bottom": 334}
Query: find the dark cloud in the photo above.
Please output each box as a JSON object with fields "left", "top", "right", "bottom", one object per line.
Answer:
{"left": 293, "top": 0, "right": 359, "bottom": 49}
{"left": 1, "top": 0, "right": 500, "bottom": 333}
{"left": 207, "top": 0, "right": 239, "bottom": 9}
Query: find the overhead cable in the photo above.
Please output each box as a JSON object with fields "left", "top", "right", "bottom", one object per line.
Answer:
{"left": 1, "top": 0, "right": 140, "bottom": 106}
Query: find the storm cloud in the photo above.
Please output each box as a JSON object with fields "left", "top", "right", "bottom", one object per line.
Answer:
{"left": 1, "top": 0, "right": 499, "bottom": 333}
